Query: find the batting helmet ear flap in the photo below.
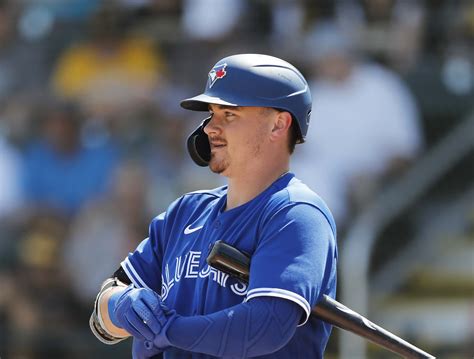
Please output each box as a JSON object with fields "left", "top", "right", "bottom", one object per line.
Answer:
{"left": 187, "top": 116, "right": 211, "bottom": 167}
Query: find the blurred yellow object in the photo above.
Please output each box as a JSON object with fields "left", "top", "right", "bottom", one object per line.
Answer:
{"left": 52, "top": 37, "right": 164, "bottom": 107}
{"left": 463, "top": 3, "right": 474, "bottom": 34}
{"left": 19, "top": 232, "right": 59, "bottom": 269}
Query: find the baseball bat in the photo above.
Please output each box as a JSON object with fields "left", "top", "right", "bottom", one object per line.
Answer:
{"left": 206, "top": 240, "right": 435, "bottom": 359}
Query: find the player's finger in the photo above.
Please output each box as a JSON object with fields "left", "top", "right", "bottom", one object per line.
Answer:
{"left": 132, "top": 298, "right": 162, "bottom": 334}
{"left": 124, "top": 310, "right": 155, "bottom": 341}
{"left": 140, "top": 292, "right": 168, "bottom": 328}
{"left": 141, "top": 291, "right": 160, "bottom": 312}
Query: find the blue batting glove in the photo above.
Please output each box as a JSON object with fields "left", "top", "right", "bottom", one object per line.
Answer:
{"left": 132, "top": 337, "right": 163, "bottom": 359}
{"left": 110, "top": 285, "right": 164, "bottom": 342}
{"left": 152, "top": 301, "right": 178, "bottom": 349}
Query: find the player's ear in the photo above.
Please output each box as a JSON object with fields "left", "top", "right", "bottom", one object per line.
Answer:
{"left": 270, "top": 111, "right": 292, "bottom": 141}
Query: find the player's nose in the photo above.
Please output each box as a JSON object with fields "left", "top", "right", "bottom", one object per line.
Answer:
{"left": 203, "top": 115, "right": 222, "bottom": 136}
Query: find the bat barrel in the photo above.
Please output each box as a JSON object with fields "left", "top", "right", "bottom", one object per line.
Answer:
{"left": 314, "top": 296, "right": 435, "bottom": 359}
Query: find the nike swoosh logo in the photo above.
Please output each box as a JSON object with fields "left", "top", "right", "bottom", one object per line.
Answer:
{"left": 184, "top": 225, "right": 203, "bottom": 235}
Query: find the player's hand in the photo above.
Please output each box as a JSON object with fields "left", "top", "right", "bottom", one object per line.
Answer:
{"left": 132, "top": 337, "right": 163, "bottom": 359}
{"left": 112, "top": 286, "right": 164, "bottom": 342}
{"left": 151, "top": 301, "right": 177, "bottom": 349}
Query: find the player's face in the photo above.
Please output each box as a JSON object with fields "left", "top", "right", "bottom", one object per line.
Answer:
{"left": 204, "top": 105, "right": 276, "bottom": 176}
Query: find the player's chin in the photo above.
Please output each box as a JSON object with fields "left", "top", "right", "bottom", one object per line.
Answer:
{"left": 209, "top": 157, "right": 229, "bottom": 175}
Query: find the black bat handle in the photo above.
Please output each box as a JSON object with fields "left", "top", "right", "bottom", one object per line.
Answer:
{"left": 207, "top": 241, "right": 435, "bottom": 359}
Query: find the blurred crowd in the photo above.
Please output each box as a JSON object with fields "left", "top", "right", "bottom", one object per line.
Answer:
{"left": 0, "top": 0, "right": 472, "bottom": 357}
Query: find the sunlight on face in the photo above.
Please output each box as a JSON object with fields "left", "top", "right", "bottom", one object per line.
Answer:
{"left": 205, "top": 105, "right": 276, "bottom": 176}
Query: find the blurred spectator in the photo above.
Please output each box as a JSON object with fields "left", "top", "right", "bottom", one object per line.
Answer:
{"left": 269, "top": 0, "right": 306, "bottom": 55}
{"left": 51, "top": 2, "right": 166, "bottom": 117}
{"left": 21, "top": 0, "right": 100, "bottom": 22}
{"left": 0, "top": 128, "right": 22, "bottom": 218}
{"left": 292, "top": 21, "right": 424, "bottom": 226}
{"left": 3, "top": 212, "right": 80, "bottom": 358}
{"left": 0, "top": 120, "right": 23, "bottom": 273}
{"left": 335, "top": 0, "right": 426, "bottom": 73}
{"left": 62, "top": 160, "right": 149, "bottom": 305}
{"left": 0, "top": 94, "right": 40, "bottom": 149}
{"left": 440, "top": 2, "right": 474, "bottom": 97}
{"left": 114, "top": 0, "right": 183, "bottom": 45}
{"left": 181, "top": 0, "right": 245, "bottom": 41}
{"left": 0, "top": 1, "right": 49, "bottom": 101}
{"left": 20, "top": 100, "right": 120, "bottom": 216}
{"left": 403, "top": 1, "right": 474, "bottom": 144}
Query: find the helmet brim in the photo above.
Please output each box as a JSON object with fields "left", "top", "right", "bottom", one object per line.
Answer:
{"left": 180, "top": 94, "right": 238, "bottom": 111}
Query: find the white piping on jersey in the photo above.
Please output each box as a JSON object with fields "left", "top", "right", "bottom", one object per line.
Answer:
{"left": 121, "top": 258, "right": 151, "bottom": 290}
{"left": 245, "top": 287, "right": 311, "bottom": 326}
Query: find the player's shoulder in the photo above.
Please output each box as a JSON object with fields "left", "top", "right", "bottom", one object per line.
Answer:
{"left": 270, "top": 173, "right": 328, "bottom": 209}
{"left": 269, "top": 174, "right": 336, "bottom": 235}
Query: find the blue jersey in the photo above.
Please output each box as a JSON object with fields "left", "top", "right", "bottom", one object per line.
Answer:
{"left": 121, "top": 173, "right": 337, "bottom": 358}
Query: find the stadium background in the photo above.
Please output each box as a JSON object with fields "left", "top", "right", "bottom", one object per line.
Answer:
{"left": 0, "top": 0, "right": 472, "bottom": 358}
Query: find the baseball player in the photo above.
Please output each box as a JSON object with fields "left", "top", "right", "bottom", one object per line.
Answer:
{"left": 90, "top": 54, "right": 338, "bottom": 359}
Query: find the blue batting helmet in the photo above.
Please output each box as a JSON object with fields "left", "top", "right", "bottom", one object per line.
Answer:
{"left": 181, "top": 53, "right": 312, "bottom": 166}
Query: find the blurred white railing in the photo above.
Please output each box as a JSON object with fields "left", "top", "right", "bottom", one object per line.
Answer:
{"left": 339, "top": 110, "right": 474, "bottom": 358}
{"left": 372, "top": 185, "right": 474, "bottom": 302}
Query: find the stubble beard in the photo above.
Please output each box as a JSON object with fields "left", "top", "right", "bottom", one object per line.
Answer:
{"left": 209, "top": 142, "right": 262, "bottom": 175}
{"left": 208, "top": 123, "right": 265, "bottom": 175}
{"left": 209, "top": 152, "right": 229, "bottom": 174}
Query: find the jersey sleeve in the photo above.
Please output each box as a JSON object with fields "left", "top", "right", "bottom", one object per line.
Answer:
{"left": 246, "top": 203, "right": 337, "bottom": 325}
{"left": 120, "top": 212, "right": 166, "bottom": 292}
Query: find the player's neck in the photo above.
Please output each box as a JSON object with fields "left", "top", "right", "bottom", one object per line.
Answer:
{"left": 225, "top": 157, "right": 289, "bottom": 211}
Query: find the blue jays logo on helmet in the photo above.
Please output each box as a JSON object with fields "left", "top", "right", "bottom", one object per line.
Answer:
{"left": 208, "top": 63, "right": 227, "bottom": 88}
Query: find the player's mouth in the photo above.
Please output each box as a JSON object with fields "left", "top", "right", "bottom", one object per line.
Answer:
{"left": 209, "top": 140, "right": 227, "bottom": 150}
